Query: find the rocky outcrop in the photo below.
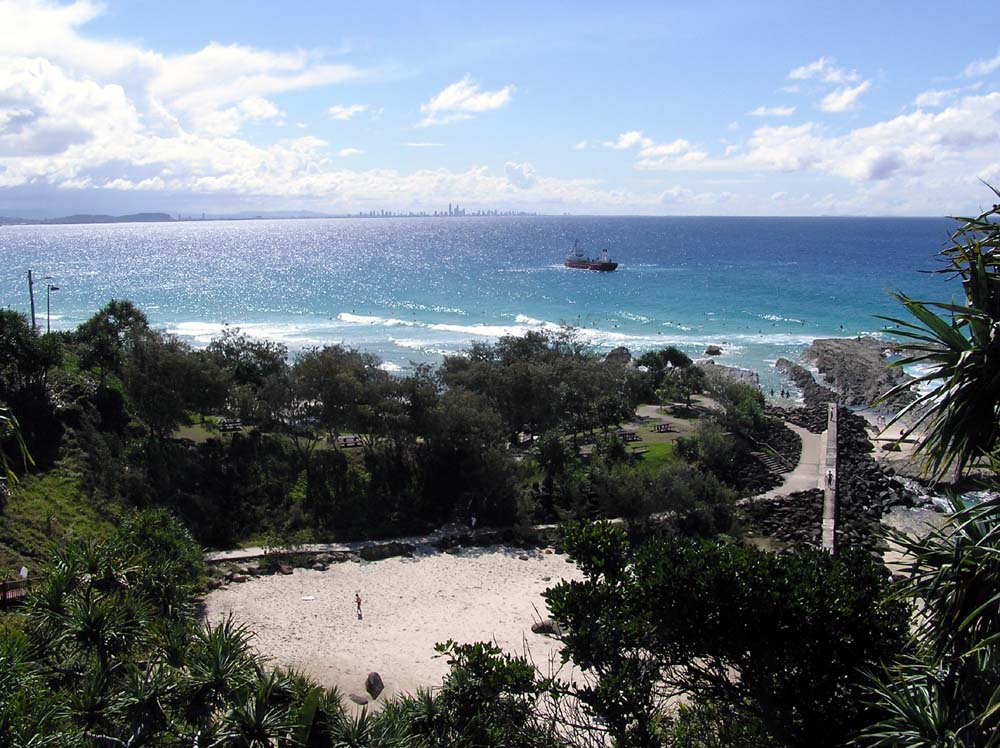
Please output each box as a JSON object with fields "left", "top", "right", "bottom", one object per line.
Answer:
{"left": 704, "top": 345, "right": 723, "bottom": 356}
{"left": 741, "top": 489, "right": 825, "bottom": 548}
{"left": 774, "top": 359, "right": 838, "bottom": 408}
{"left": 365, "top": 672, "right": 385, "bottom": 699}
{"left": 604, "top": 347, "right": 632, "bottom": 366}
{"left": 531, "top": 618, "right": 563, "bottom": 636}
{"left": 768, "top": 404, "right": 828, "bottom": 434}
{"left": 697, "top": 360, "right": 759, "bottom": 386}
{"left": 835, "top": 410, "right": 895, "bottom": 556}
{"left": 802, "top": 337, "right": 915, "bottom": 409}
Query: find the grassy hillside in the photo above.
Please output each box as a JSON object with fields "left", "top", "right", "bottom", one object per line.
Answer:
{"left": 1, "top": 469, "right": 116, "bottom": 576}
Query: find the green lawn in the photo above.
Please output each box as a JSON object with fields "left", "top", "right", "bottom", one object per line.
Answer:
{"left": 633, "top": 440, "right": 676, "bottom": 474}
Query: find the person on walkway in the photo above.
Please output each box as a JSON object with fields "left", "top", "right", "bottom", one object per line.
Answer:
{"left": 826, "top": 470, "right": 833, "bottom": 487}
{"left": 355, "top": 591, "right": 363, "bottom": 620}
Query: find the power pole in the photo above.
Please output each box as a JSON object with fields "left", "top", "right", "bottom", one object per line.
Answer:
{"left": 27, "top": 270, "right": 37, "bottom": 333}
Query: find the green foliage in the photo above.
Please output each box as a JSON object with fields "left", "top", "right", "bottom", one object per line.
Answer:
{"left": 637, "top": 346, "right": 694, "bottom": 391}
{"left": 651, "top": 461, "right": 736, "bottom": 536}
{"left": 858, "top": 497, "right": 1000, "bottom": 748}
{"left": 708, "top": 379, "right": 769, "bottom": 436}
{"left": 123, "top": 331, "right": 208, "bottom": 438}
{"left": 428, "top": 639, "right": 556, "bottom": 747}
{"left": 75, "top": 299, "right": 148, "bottom": 385}
{"left": 0, "top": 310, "right": 62, "bottom": 394}
{"left": 546, "top": 522, "right": 909, "bottom": 748}
{"left": 877, "top": 191, "right": 1000, "bottom": 478}
{"left": 0, "top": 471, "right": 114, "bottom": 574}
{"left": 676, "top": 421, "right": 736, "bottom": 478}
{"left": 0, "top": 405, "right": 33, "bottom": 489}
{"left": 656, "top": 362, "right": 705, "bottom": 408}
{"left": 207, "top": 326, "right": 289, "bottom": 389}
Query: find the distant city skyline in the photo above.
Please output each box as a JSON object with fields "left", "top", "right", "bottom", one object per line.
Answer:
{"left": 1, "top": 0, "right": 999, "bottom": 217}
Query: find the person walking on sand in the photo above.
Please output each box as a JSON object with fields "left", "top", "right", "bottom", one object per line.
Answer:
{"left": 355, "top": 591, "right": 363, "bottom": 620}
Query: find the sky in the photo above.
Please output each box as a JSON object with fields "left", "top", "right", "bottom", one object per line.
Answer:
{"left": 1, "top": 0, "right": 1000, "bottom": 217}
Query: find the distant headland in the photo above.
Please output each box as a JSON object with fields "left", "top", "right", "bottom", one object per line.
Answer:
{"left": 0, "top": 212, "right": 175, "bottom": 226}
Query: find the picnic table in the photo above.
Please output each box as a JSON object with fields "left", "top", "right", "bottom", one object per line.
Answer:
{"left": 218, "top": 418, "right": 244, "bottom": 433}
{"left": 0, "top": 579, "right": 32, "bottom": 609}
{"left": 336, "top": 435, "right": 363, "bottom": 449}
{"left": 616, "top": 429, "right": 640, "bottom": 442}
{"left": 650, "top": 423, "right": 675, "bottom": 433}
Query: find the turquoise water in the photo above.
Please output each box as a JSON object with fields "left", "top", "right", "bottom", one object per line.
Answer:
{"left": 0, "top": 216, "right": 958, "bottom": 391}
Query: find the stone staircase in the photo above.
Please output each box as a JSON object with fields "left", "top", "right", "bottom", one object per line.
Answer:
{"left": 751, "top": 450, "right": 793, "bottom": 474}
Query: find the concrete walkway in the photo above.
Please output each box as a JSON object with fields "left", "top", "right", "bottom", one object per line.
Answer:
{"left": 756, "top": 422, "right": 826, "bottom": 500}
{"left": 821, "top": 404, "right": 838, "bottom": 552}
{"left": 204, "top": 525, "right": 494, "bottom": 564}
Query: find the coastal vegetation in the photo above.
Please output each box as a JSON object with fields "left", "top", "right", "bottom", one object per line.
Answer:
{"left": 2, "top": 303, "right": 785, "bottom": 566}
{"left": 0, "top": 196, "right": 998, "bottom": 746}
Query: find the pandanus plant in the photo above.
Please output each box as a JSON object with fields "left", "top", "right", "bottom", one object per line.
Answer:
{"left": 876, "top": 187, "right": 1000, "bottom": 480}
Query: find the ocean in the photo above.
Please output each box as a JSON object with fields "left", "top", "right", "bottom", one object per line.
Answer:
{"left": 0, "top": 215, "right": 960, "bottom": 394}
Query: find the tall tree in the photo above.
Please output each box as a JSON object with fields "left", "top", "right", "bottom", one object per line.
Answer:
{"left": 545, "top": 523, "right": 908, "bottom": 748}
{"left": 76, "top": 299, "right": 148, "bottom": 386}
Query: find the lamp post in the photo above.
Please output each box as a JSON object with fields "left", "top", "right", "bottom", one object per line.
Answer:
{"left": 45, "top": 279, "right": 59, "bottom": 335}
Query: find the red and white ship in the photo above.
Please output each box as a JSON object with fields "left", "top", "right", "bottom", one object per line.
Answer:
{"left": 564, "top": 241, "right": 618, "bottom": 271}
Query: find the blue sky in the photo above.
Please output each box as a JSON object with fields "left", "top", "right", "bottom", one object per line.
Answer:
{"left": 1, "top": 0, "right": 999, "bottom": 216}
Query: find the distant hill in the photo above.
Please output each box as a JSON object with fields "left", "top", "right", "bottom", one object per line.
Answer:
{"left": 0, "top": 212, "right": 175, "bottom": 226}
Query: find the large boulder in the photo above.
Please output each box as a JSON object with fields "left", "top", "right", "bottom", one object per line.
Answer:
{"left": 704, "top": 345, "right": 723, "bottom": 356}
{"left": 604, "top": 346, "right": 632, "bottom": 366}
{"left": 365, "top": 671, "right": 385, "bottom": 699}
{"left": 531, "top": 618, "right": 563, "bottom": 636}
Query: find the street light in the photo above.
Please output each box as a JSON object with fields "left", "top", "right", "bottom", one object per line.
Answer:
{"left": 44, "top": 278, "right": 59, "bottom": 335}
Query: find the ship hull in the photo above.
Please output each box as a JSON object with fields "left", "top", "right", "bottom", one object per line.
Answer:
{"left": 564, "top": 260, "right": 618, "bottom": 271}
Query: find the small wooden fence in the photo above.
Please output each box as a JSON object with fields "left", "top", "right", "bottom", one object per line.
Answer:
{"left": 0, "top": 579, "right": 32, "bottom": 609}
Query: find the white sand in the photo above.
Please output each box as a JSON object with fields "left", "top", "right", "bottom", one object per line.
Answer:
{"left": 203, "top": 546, "right": 583, "bottom": 703}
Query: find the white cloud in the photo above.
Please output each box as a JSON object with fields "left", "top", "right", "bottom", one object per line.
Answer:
{"left": 0, "top": 56, "right": 140, "bottom": 157}
{"left": 418, "top": 75, "right": 513, "bottom": 126}
{"left": 573, "top": 140, "right": 588, "bottom": 150}
{"left": 193, "top": 96, "right": 283, "bottom": 136}
{"left": 820, "top": 80, "right": 871, "bottom": 112}
{"left": 914, "top": 88, "right": 960, "bottom": 108}
{"left": 403, "top": 141, "right": 443, "bottom": 148}
{"left": 504, "top": 161, "right": 537, "bottom": 188}
{"left": 639, "top": 139, "right": 698, "bottom": 158}
{"left": 606, "top": 130, "right": 652, "bottom": 150}
{"left": 0, "top": 1, "right": 365, "bottom": 139}
{"left": 964, "top": 50, "right": 1000, "bottom": 78}
{"left": 770, "top": 191, "right": 787, "bottom": 201}
{"left": 604, "top": 131, "right": 707, "bottom": 169}
{"left": 788, "top": 56, "right": 860, "bottom": 84}
{"left": 328, "top": 103, "right": 368, "bottom": 120}
{"left": 335, "top": 147, "right": 364, "bottom": 157}
{"left": 625, "top": 92, "right": 1000, "bottom": 195}
{"left": 743, "top": 92, "right": 1000, "bottom": 181}
{"left": 749, "top": 105, "right": 796, "bottom": 117}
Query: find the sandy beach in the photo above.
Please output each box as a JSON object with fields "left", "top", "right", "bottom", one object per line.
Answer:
{"left": 203, "top": 545, "right": 584, "bottom": 704}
